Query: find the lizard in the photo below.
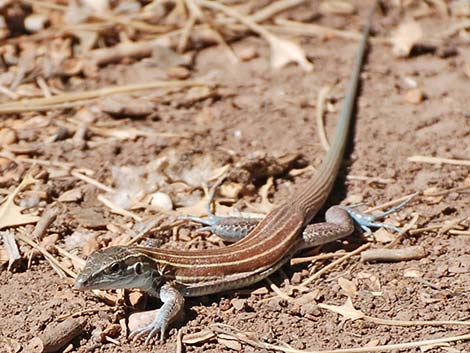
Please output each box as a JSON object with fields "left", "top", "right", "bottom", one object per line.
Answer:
{"left": 75, "top": 2, "right": 409, "bottom": 345}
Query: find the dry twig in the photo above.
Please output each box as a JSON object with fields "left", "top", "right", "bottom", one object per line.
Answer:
{"left": 361, "top": 246, "right": 427, "bottom": 262}
{"left": 31, "top": 208, "right": 58, "bottom": 241}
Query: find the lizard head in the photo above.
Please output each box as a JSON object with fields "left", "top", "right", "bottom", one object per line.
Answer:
{"left": 75, "top": 246, "right": 154, "bottom": 291}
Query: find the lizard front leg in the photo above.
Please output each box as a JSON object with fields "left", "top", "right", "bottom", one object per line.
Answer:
{"left": 179, "top": 175, "right": 261, "bottom": 242}
{"left": 129, "top": 283, "right": 185, "bottom": 344}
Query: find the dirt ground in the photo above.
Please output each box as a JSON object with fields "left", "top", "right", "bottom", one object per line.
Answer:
{"left": 1, "top": 1, "right": 470, "bottom": 352}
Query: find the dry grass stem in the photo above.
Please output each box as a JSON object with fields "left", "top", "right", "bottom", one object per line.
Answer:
{"left": 316, "top": 85, "right": 332, "bottom": 151}
{"left": 71, "top": 171, "right": 115, "bottom": 194}
{"left": 126, "top": 218, "right": 186, "bottom": 246}
{"left": 408, "top": 155, "right": 470, "bottom": 167}
{"left": 16, "top": 232, "right": 76, "bottom": 278}
{"left": 57, "top": 308, "right": 114, "bottom": 321}
{"left": 272, "top": 19, "right": 389, "bottom": 44}
{"left": 55, "top": 246, "right": 86, "bottom": 269}
{"left": 176, "top": 328, "right": 184, "bottom": 353}
{"left": 97, "top": 195, "right": 143, "bottom": 222}
{"left": 438, "top": 217, "right": 468, "bottom": 235}
{"left": 298, "top": 243, "right": 370, "bottom": 288}
{"left": 250, "top": 0, "right": 307, "bottom": 23}
{"left": 211, "top": 324, "right": 470, "bottom": 353}
{"left": 0, "top": 153, "right": 74, "bottom": 170}
{"left": 424, "top": 185, "right": 470, "bottom": 196}
{"left": 366, "top": 316, "right": 470, "bottom": 327}
{"left": 266, "top": 278, "right": 291, "bottom": 301}
{"left": 290, "top": 251, "right": 347, "bottom": 265}
{"left": 0, "top": 80, "right": 209, "bottom": 114}
{"left": 449, "top": 230, "right": 470, "bottom": 235}
{"left": 346, "top": 175, "right": 395, "bottom": 184}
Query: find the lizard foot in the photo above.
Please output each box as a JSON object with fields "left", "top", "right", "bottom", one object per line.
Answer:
{"left": 129, "top": 319, "right": 167, "bottom": 345}
{"left": 342, "top": 193, "right": 417, "bottom": 234}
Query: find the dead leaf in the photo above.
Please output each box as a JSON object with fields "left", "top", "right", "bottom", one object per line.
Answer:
{"left": 318, "top": 297, "right": 365, "bottom": 321}
{"left": 338, "top": 277, "right": 358, "bottom": 297}
{"left": 266, "top": 33, "right": 313, "bottom": 71}
{"left": 245, "top": 177, "right": 275, "bottom": 214}
{"left": 374, "top": 228, "right": 396, "bottom": 243}
{"left": 0, "top": 175, "right": 40, "bottom": 230}
{"left": 294, "top": 289, "right": 321, "bottom": 305}
{"left": 220, "top": 182, "right": 242, "bottom": 199}
{"left": 99, "top": 324, "right": 121, "bottom": 341}
{"left": 359, "top": 273, "right": 382, "bottom": 293}
{"left": 390, "top": 20, "right": 423, "bottom": 57}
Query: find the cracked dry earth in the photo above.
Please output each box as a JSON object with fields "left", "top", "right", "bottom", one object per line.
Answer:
{"left": 1, "top": 2, "right": 470, "bottom": 353}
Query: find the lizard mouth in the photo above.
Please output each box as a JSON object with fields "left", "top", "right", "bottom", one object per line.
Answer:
{"left": 74, "top": 274, "right": 90, "bottom": 290}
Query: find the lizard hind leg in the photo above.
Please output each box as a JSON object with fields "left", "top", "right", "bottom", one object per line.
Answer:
{"left": 298, "top": 192, "right": 416, "bottom": 250}
{"left": 299, "top": 206, "right": 356, "bottom": 249}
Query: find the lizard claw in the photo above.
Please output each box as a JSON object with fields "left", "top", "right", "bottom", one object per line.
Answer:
{"left": 342, "top": 193, "right": 417, "bottom": 234}
{"left": 129, "top": 322, "right": 166, "bottom": 345}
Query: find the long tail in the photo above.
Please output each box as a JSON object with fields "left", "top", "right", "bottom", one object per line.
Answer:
{"left": 289, "top": 2, "right": 377, "bottom": 224}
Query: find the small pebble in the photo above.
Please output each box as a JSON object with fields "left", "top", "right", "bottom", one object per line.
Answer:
{"left": 0, "top": 128, "right": 17, "bottom": 145}
{"left": 150, "top": 192, "right": 173, "bottom": 211}
{"left": 0, "top": 157, "right": 12, "bottom": 169}
{"left": 300, "top": 303, "right": 321, "bottom": 316}
{"left": 405, "top": 88, "right": 424, "bottom": 104}
{"left": 167, "top": 66, "right": 190, "bottom": 79}
{"left": 128, "top": 309, "right": 158, "bottom": 334}
{"left": 290, "top": 272, "right": 303, "bottom": 284}
{"left": 238, "top": 47, "right": 258, "bottom": 61}
{"left": 24, "top": 14, "right": 49, "bottom": 32}
{"left": 231, "top": 298, "right": 246, "bottom": 311}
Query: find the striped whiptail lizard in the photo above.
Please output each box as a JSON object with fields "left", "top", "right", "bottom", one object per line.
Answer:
{"left": 75, "top": 2, "right": 410, "bottom": 344}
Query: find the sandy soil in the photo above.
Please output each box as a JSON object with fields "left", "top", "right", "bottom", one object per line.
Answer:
{"left": 1, "top": 1, "right": 469, "bottom": 353}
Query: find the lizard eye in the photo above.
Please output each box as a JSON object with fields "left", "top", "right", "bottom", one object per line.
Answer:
{"left": 134, "top": 262, "right": 143, "bottom": 275}
{"left": 108, "top": 262, "right": 121, "bottom": 274}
